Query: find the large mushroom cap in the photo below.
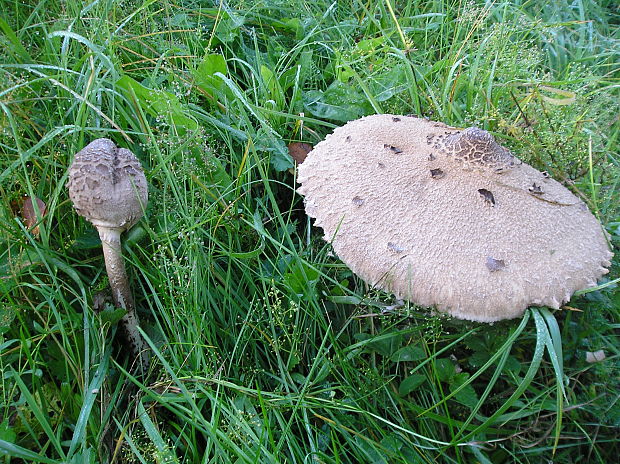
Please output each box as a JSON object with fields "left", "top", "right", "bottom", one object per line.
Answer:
{"left": 297, "top": 115, "right": 613, "bottom": 322}
{"left": 68, "top": 138, "right": 148, "bottom": 231}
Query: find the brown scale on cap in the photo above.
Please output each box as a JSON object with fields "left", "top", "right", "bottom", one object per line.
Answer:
{"left": 432, "top": 127, "right": 518, "bottom": 173}
{"left": 297, "top": 114, "right": 614, "bottom": 322}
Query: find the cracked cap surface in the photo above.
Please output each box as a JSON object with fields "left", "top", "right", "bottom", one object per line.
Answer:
{"left": 68, "top": 138, "right": 148, "bottom": 231}
{"left": 297, "top": 114, "right": 613, "bottom": 322}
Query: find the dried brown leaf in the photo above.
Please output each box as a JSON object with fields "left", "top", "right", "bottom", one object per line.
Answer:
{"left": 288, "top": 142, "right": 313, "bottom": 165}
{"left": 21, "top": 196, "right": 47, "bottom": 234}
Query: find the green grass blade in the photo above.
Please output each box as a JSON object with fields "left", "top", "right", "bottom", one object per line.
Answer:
{"left": 535, "top": 307, "right": 567, "bottom": 455}
{"left": 66, "top": 346, "right": 112, "bottom": 458}
{"left": 458, "top": 309, "right": 546, "bottom": 443}
{"left": 10, "top": 369, "right": 66, "bottom": 459}
{"left": 136, "top": 401, "right": 180, "bottom": 464}
{"left": 0, "top": 17, "right": 32, "bottom": 62}
{"left": 0, "top": 439, "right": 58, "bottom": 463}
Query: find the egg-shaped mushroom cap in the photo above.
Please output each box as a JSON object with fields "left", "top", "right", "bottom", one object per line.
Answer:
{"left": 68, "top": 138, "right": 148, "bottom": 231}
{"left": 297, "top": 115, "right": 614, "bottom": 322}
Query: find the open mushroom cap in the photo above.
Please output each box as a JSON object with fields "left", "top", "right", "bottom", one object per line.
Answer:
{"left": 68, "top": 138, "right": 148, "bottom": 232}
{"left": 297, "top": 114, "right": 614, "bottom": 322}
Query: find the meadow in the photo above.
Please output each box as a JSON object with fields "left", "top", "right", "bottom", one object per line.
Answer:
{"left": 1, "top": 0, "right": 619, "bottom": 462}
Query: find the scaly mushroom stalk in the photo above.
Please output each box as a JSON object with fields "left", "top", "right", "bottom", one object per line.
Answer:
{"left": 68, "top": 138, "right": 149, "bottom": 370}
{"left": 98, "top": 226, "right": 147, "bottom": 363}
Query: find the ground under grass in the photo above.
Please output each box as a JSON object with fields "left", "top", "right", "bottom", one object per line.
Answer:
{"left": 1, "top": 0, "right": 619, "bottom": 462}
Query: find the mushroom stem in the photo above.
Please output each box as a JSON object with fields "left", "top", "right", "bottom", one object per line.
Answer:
{"left": 98, "top": 226, "right": 148, "bottom": 371}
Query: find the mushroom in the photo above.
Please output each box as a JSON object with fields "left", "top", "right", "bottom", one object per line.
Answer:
{"left": 68, "top": 138, "right": 149, "bottom": 367}
{"left": 297, "top": 115, "right": 614, "bottom": 322}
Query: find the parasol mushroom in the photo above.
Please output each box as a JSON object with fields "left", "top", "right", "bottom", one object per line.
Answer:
{"left": 297, "top": 115, "right": 614, "bottom": 322}
{"left": 68, "top": 138, "right": 149, "bottom": 367}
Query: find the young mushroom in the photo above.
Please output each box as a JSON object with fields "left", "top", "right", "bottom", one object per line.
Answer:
{"left": 297, "top": 115, "right": 614, "bottom": 322}
{"left": 68, "top": 138, "right": 149, "bottom": 368}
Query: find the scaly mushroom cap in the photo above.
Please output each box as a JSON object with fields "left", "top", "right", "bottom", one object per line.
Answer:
{"left": 297, "top": 115, "right": 614, "bottom": 322}
{"left": 68, "top": 138, "right": 148, "bottom": 231}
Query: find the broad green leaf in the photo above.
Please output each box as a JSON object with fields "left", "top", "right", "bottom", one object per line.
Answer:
{"left": 260, "top": 65, "right": 284, "bottom": 105}
{"left": 352, "top": 332, "right": 403, "bottom": 357}
{"left": 356, "top": 37, "right": 385, "bottom": 53}
{"left": 354, "top": 436, "right": 387, "bottom": 464}
{"left": 253, "top": 128, "right": 292, "bottom": 172}
{"left": 451, "top": 373, "right": 479, "bottom": 410}
{"left": 434, "top": 358, "right": 456, "bottom": 382}
{"left": 287, "top": 352, "right": 300, "bottom": 371}
{"left": 380, "top": 435, "right": 403, "bottom": 452}
{"left": 193, "top": 54, "right": 228, "bottom": 94}
{"left": 283, "top": 18, "right": 304, "bottom": 39}
{"left": 365, "top": 333, "right": 403, "bottom": 357}
{"left": 284, "top": 261, "right": 320, "bottom": 297}
{"left": 117, "top": 75, "right": 232, "bottom": 197}
{"left": 116, "top": 75, "right": 198, "bottom": 132}
{"left": 399, "top": 374, "right": 426, "bottom": 396}
{"left": 214, "top": 17, "right": 242, "bottom": 43}
{"left": 390, "top": 345, "right": 426, "bottom": 362}
{"left": 270, "top": 149, "right": 294, "bottom": 172}
{"left": 369, "top": 64, "right": 409, "bottom": 102}
{"left": 98, "top": 307, "right": 127, "bottom": 326}
{"left": 303, "top": 81, "right": 372, "bottom": 122}
{"left": 0, "top": 420, "right": 16, "bottom": 444}
{"left": 353, "top": 333, "right": 372, "bottom": 343}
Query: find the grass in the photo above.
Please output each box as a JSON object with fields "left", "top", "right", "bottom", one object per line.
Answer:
{"left": 0, "top": 0, "right": 619, "bottom": 462}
